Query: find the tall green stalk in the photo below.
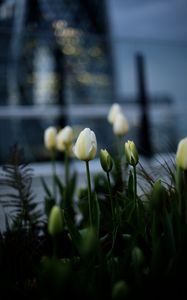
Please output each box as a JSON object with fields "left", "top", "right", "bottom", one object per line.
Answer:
{"left": 51, "top": 149, "right": 57, "bottom": 201}
{"left": 115, "top": 136, "right": 123, "bottom": 191}
{"left": 107, "top": 171, "right": 115, "bottom": 222}
{"left": 116, "top": 136, "right": 122, "bottom": 158}
{"left": 106, "top": 171, "right": 118, "bottom": 256}
{"left": 64, "top": 148, "right": 69, "bottom": 189}
{"left": 86, "top": 160, "right": 93, "bottom": 227}
{"left": 133, "top": 165, "right": 138, "bottom": 220}
{"left": 176, "top": 166, "right": 186, "bottom": 227}
{"left": 64, "top": 148, "right": 69, "bottom": 209}
{"left": 184, "top": 170, "right": 187, "bottom": 223}
{"left": 176, "top": 166, "right": 186, "bottom": 245}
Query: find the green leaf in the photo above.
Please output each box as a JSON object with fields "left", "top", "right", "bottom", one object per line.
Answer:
{"left": 163, "top": 213, "right": 176, "bottom": 255}
{"left": 151, "top": 212, "right": 160, "bottom": 250}
{"left": 0, "top": 145, "right": 41, "bottom": 230}
{"left": 4, "top": 214, "right": 10, "bottom": 232}
{"left": 64, "top": 211, "right": 82, "bottom": 255}
{"left": 54, "top": 174, "right": 64, "bottom": 197}
{"left": 45, "top": 197, "right": 56, "bottom": 218}
{"left": 41, "top": 177, "right": 52, "bottom": 198}
{"left": 68, "top": 172, "right": 77, "bottom": 202}
{"left": 79, "top": 227, "right": 97, "bottom": 257}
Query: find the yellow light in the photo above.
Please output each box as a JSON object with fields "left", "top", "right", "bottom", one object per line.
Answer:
{"left": 63, "top": 45, "right": 76, "bottom": 55}
{"left": 52, "top": 20, "right": 68, "bottom": 30}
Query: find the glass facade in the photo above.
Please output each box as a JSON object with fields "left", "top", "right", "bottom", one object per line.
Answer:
{"left": 1, "top": 1, "right": 185, "bottom": 163}
{"left": 0, "top": 0, "right": 114, "bottom": 162}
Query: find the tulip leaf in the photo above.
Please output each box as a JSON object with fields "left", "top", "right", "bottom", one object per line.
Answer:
{"left": 54, "top": 174, "right": 64, "bottom": 198}
{"left": 128, "top": 170, "right": 134, "bottom": 201}
{"left": 67, "top": 172, "right": 77, "bottom": 202}
{"left": 151, "top": 212, "right": 160, "bottom": 250}
{"left": 64, "top": 211, "right": 82, "bottom": 255}
{"left": 163, "top": 213, "right": 176, "bottom": 255}
{"left": 44, "top": 197, "right": 56, "bottom": 218}
{"left": 41, "top": 177, "right": 52, "bottom": 198}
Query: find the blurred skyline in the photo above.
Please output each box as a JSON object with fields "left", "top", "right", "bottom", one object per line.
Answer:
{"left": 107, "top": 0, "right": 187, "bottom": 144}
{"left": 0, "top": 0, "right": 186, "bottom": 161}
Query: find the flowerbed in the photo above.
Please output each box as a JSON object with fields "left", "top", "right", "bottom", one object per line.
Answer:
{"left": 0, "top": 103, "right": 187, "bottom": 299}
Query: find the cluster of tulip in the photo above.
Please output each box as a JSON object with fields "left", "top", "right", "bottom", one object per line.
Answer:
{"left": 44, "top": 103, "right": 129, "bottom": 155}
{"left": 1, "top": 103, "right": 187, "bottom": 299}
{"left": 41, "top": 103, "right": 187, "bottom": 299}
{"left": 44, "top": 103, "right": 137, "bottom": 228}
{"left": 44, "top": 102, "right": 187, "bottom": 234}
{"left": 44, "top": 125, "right": 74, "bottom": 154}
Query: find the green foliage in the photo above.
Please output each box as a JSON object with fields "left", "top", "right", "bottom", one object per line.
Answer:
{"left": 0, "top": 145, "right": 42, "bottom": 231}
{"left": 1, "top": 143, "right": 187, "bottom": 299}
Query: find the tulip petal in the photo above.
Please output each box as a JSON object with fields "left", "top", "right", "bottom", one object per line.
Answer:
{"left": 176, "top": 137, "right": 187, "bottom": 170}
{"left": 74, "top": 128, "right": 97, "bottom": 161}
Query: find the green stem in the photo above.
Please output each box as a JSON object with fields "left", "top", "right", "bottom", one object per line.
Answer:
{"left": 176, "top": 167, "right": 187, "bottom": 246}
{"left": 107, "top": 172, "right": 115, "bottom": 222}
{"left": 133, "top": 165, "right": 137, "bottom": 219}
{"left": 65, "top": 148, "right": 69, "bottom": 188}
{"left": 176, "top": 166, "right": 183, "bottom": 216}
{"left": 51, "top": 149, "right": 57, "bottom": 201}
{"left": 116, "top": 136, "right": 122, "bottom": 158}
{"left": 106, "top": 225, "right": 118, "bottom": 259}
{"left": 180, "top": 170, "right": 187, "bottom": 225}
{"left": 107, "top": 171, "right": 118, "bottom": 256}
{"left": 64, "top": 148, "right": 70, "bottom": 210}
{"left": 114, "top": 136, "right": 123, "bottom": 191}
{"left": 184, "top": 170, "right": 187, "bottom": 223}
{"left": 86, "top": 161, "right": 93, "bottom": 227}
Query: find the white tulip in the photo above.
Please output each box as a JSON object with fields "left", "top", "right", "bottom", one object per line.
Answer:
{"left": 176, "top": 137, "right": 187, "bottom": 170}
{"left": 44, "top": 126, "right": 57, "bottom": 150}
{"left": 124, "top": 140, "right": 139, "bottom": 166}
{"left": 107, "top": 103, "right": 122, "bottom": 124}
{"left": 56, "top": 126, "right": 74, "bottom": 151}
{"left": 74, "top": 128, "right": 97, "bottom": 161}
{"left": 113, "top": 113, "right": 129, "bottom": 136}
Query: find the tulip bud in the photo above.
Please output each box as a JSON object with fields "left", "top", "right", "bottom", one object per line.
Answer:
{"left": 107, "top": 103, "right": 122, "bottom": 124}
{"left": 80, "top": 227, "right": 97, "bottom": 256}
{"left": 124, "top": 140, "right": 139, "bottom": 166}
{"left": 74, "top": 128, "right": 97, "bottom": 161}
{"left": 48, "top": 206, "right": 64, "bottom": 236}
{"left": 152, "top": 180, "right": 167, "bottom": 211}
{"left": 56, "top": 126, "right": 74, "bottom": 152}
{"left": 113, "top": 113, "right": 129, "bottom": 136}
{"left": 100, "top": 149, "right": 113, "bottom": 172}
{"left": 112, "top": 280, "right": 129, "bottom": 299}
{"left": 131, "top": 246, "right": 144, "bottom": 267}
{"left": 44, "top": 126, "right": 57, "bottom": 150}
{"left": 176, "top": 137, "right": 187, "bottom": 170}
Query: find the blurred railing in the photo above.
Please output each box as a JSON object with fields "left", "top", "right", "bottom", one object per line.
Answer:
{"left": 0, "top": 104, "right": 113, "bottom": 119}
{"left": 0, "top": 96, "right": 176, "bottom": 160}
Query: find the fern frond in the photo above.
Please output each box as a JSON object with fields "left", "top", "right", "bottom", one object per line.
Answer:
{"left": 0, "top": 144, "right": 42, "bottom": 231}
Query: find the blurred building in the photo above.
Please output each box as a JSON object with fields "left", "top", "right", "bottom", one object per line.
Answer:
{"left": 0, "top": 0, "right": 187, "bottom": 163}
{"left": 0, "top": 0, "right": 114, "bottom": 162}
{"left": 108, "top": 0, "right": 187, "bottom": 154}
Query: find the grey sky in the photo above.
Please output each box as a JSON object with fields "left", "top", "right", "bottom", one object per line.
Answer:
{"left": 108, "top": 0, "right": 187, "bottom": 42}
{"left": 107, "top": 0, "right": 187, "bottom": 143}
